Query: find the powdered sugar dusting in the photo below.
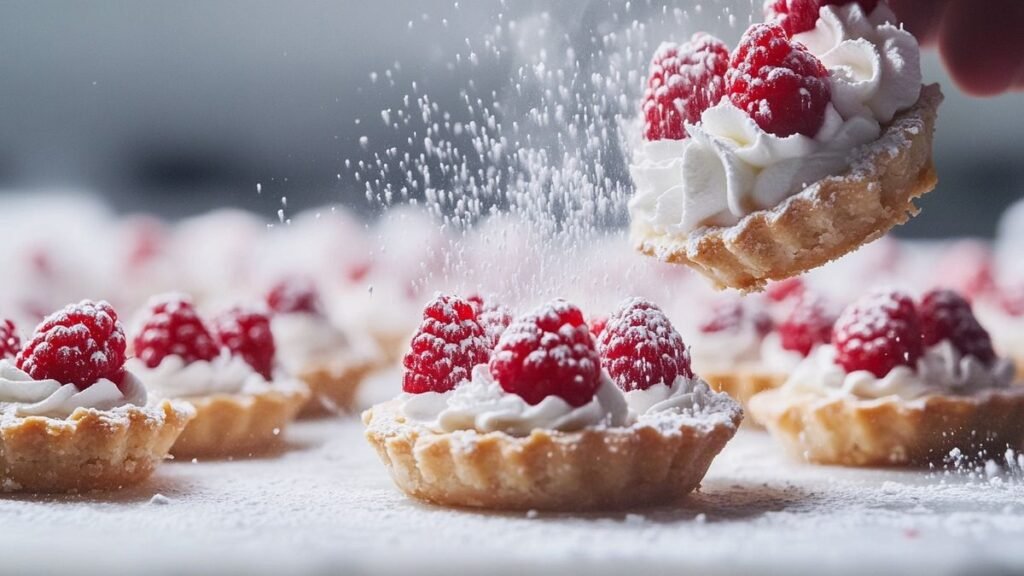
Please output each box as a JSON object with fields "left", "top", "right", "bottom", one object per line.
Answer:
{"left": 3, "top": 396, "right": 1019, "bottom": 573}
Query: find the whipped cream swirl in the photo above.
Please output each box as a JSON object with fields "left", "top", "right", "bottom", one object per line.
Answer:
{"left": 401, "top": 365, "right": 628, "bottom": 436}
{"left": 691, "top": 329, "right": 807, "bottom": 374}
{"left": 622, "top": 374, "right": 717, "bottom": 417}
{"left": 400, "top": 364, "right": 726, "bottom": 436}
{"left": 0, "top": 360, "right": 148, "bottom": 418}
{"left": 974, "top": 303, "right": 1024, "bottom": 361}
{"left": 689, "top": 320, "right": 766, "bottom": 372}
{"left": 127, "top": 351, "right": 266, "bottom": 398}
{"left": 795, "top": 3, "right": 921, "bottom": 124}
{"left": 271, "top": 312, "right": 351, "bottom": 375}
{"left": 783, "top": 341, "right": 1014, "bottom": 400}
{"left": 629, "top": 2, "right": 921, "bottom": 234}
{"left": 759, "top": 332, "right": 807, "bottom": 373}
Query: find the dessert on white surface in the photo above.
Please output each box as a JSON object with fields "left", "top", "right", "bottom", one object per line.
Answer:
{"left": 751, "top": 288, "right": 1024, "bottom": 466}
{"left": 265, "top": 277, "right": 384, "bottom": 415}
{"left": 0, "top": 300, "right": 192, "bottom": 493}
{"left": 129, "top": 293, "right": 308, "bottom": 458}
{"left": 365, "top": 295, "right": 741, "bottom": 510}
{"left": 688, "top": 291, "right": 839, "bottom": 416}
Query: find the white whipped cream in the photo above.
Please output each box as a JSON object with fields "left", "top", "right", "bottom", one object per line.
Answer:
{"left": 401, "top": 364, "right": 628, "bottom": 436}
{"left": 690, "top": 322, "right": 765, "bottom": 373}
{"left": 622, "top": 374, "right": 717, "bottom": 416}
{"left": 783, "top": 341, "right": 1014, "bottom": 400}
{"left": 126, "top": 351, "right": 266, "bottom": 398}
{"left": 629, "top": 2, "right": 920, "bottom": 234}
{"left": 759, "top": 332, "right": 807, "bottom": 373}
{"left": 795, "top": 3, "right": 921, "bottom": 124}
{"left": 0, "top": 360, "right": 148, "bottom": 418}
{"left": 974, "top": 303, "right": 1024, "bottom": 361}
{"left": 271, "top": 312, "right": 351, "bottom": 375}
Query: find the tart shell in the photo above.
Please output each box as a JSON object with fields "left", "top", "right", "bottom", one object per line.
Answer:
{"left": 748, "top": 387, "right": 1024, "bottom": 466}
{"left": 633, "top": 84, "right": 944, "bottom": 292}
{"left": 363, "top": 399, "right": 742, "bottom": 511}
{"left": 0, "top": 400, "right": 194, "bottom": 493}
{"left": 170, "top": 383, "right": 310, "bottom": 459}
{"left": 297, "top": 355, "right": 382, "bottom": 417}
{"left": 703, "top": 370, "right": 786, "bottom": 427}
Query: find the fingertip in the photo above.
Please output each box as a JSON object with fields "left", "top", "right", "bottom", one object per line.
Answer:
{"left": 939, "top": 0, "right": 1024, "bottom": 97}
{"left": 888, "top": 0, "right": 948, "bottom": 46}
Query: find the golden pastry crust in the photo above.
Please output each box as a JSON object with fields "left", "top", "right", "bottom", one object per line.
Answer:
{"left": 749, "top": 387, "right": 1024, "bottom": 466}
{"left": 0, "top": 400, "right": 194, "bottom": 493}
{"left": 170, "top": 383, "right": 310, "bottom": 458}
{"left": 298, "top": 355, "right": 382, "bottom": 417}
{"left": 1012, "top": 356, "right": 1024, "bottom": 382}
{"left": 633, "top": 84, "right": 944, "bottom": 292}
{"left": 703, "top": 370, "right": 786, "bottom": 426}
{"left": 374, "top": 329, "right": 412, "bottom": 363}
{"left": 363, "top": 399, "right": 741, "bottom": 511}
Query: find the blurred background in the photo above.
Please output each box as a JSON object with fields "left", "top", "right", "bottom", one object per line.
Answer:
{"left": 0, "top": 0, "right": 1021, "bottom": 236}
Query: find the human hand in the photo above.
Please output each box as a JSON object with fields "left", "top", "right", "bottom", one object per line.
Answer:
{"left": 888, "top": 0, "right": 1024, "bottom": 96}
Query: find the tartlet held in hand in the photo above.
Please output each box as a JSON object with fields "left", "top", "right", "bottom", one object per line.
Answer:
{"left": 129, "top": 294, "right": 308, "bottom": 459}
{"left": 630, "top": 2, "right": 941, "bottom": 290}
{"left": 364, "top": 295, "right": 741, "bottom": 511}
{"left": 0, "top": 301, "right": 193, "bottom": 493}
{"left": 749, "top": 289, "right": 1024, "bottom": 466}
{"left": 266, "top": 278, "right": 384, "bottom": 416}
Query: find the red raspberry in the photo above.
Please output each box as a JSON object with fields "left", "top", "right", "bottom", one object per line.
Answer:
{"left": 212, "top": 306, "right": 276, "bottom": 380}
{"left": 489, "top": 299, "right": 601, "bottom": 407}
{"left": 699, "top": 300, "right": 774, "bottom": 337}
{"left": 727, "top": 23, "right": 831, "bottom": 138}
{"left": 597, "top": 298, "right": 693, "bottom": 391}
{"left": 763, "top": 0, "right": 822, "bottom": 37}
{"left": 643, "top": 34, "right": 730, "bottom": 140}
{"left": 833, "top": 290, "right": 923, "bottom": 378}
{"left": 346, "top": 261, "right": 373, "bottom": 284}
{"left": 765, "top": 0, "right": 879, "bottom": 37}
{"left": 999, "top": 284, "right": 1024, "bottom": 317}
{"left": 467, "top": 295, "right": 513, "bottom": 348}
{"left": 588, "top": 315, "right": 609, "bottom": 340}
{"left": 267, "top": 277, "right": 323, "bottom": 315}
{"left": 16, "top": 300, "right": 127, "bottom": 388}
{"left": 133, "top": 293, "right": 220, "bottom": 369}
{"left": 765, "top": 277, "right": 806, "bottom": 303}
{"left": 919, "top": 289, "right": 996, "bottom": 365}
{"left": 779, "top": 294, "right": 838, "bottom": 357}
{"left": 403, "top": 295, "right": 490, "bottom": 394}
{"left": 0, "top": 319, "right": 21, "bottom": 360}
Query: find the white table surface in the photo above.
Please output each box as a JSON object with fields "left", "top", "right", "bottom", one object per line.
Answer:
{"left": 4, "top": 371, "right": 1024, "bottom": 576}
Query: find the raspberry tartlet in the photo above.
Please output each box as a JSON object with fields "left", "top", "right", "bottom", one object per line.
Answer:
{"left": 973, "top": 284, "right": 1024, "bottom": 380}
{"left": 749, "top": 289, "right": 1024, "bottom": 466}
{"left": 694, "top": 293, "right": 838, "bottom": 419}
{"left": 128, "top": 294, "right": 309, "bottom": 458}
{"left": 0, "top": 300, "right": 193, "bottom": 492}
{"left": 266, "top": 278, "right": 384, "bottom": 416}
{"left": 363, "top": 296, "right": 741, "bottom": 511}
{"left": 629, "top": 1, "right": 942, "bottom": 290}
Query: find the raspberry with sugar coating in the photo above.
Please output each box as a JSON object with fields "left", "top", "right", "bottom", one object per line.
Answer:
{"left": 134, "top": 293, "right": 220, "bottom": 369}
{"left": 489, "top": 299, "right": 601, "bottom": 407}
{"left": 403, "top": 295, "right": 491, "bottom": 394}
{"left": 832, "top": 289, "right": 923, "bottom": 378}
{"left": 727, "top": 23, "right": 831, "bottom": 138}
{"left": 17, "top": 300, "right": 127, "bottom": 388}
{"left": 597, "top": 298, "right": 693, "bottom": 391}
{"left": 643, "top": 34, "right": 731, "bottom": 140}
